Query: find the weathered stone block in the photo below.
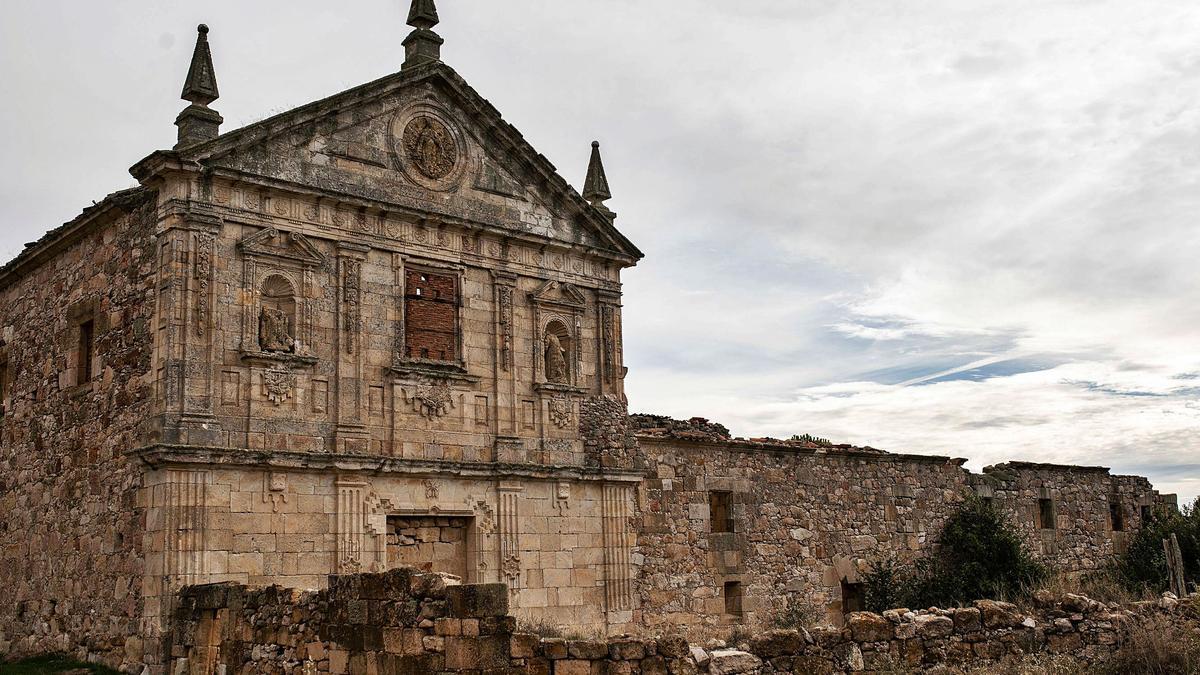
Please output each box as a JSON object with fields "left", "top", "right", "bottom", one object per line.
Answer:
{"left": 446, "top": 583, "right": 508, "bottom": 618}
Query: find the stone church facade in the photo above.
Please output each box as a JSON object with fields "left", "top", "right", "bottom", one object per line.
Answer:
{"left": 0, "top": 3, "right": 1174, "bottom": 672}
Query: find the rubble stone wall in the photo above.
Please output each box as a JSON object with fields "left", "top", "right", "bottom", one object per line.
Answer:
{"left": 167, "top": 568, "right": 1189, "bottom": 675}
{"left": 0, "top": 189, "right": 158, "bottom": 669}
{"left": 634, "top": 436, "right": 1167, "bottom": 638}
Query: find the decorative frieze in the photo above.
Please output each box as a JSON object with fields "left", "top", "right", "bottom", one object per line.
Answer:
{"left": 342, "top": 258, "right": 362, "bottom": 355}
{"left": 193, "top": 233, "right": 214, "bottom": 337}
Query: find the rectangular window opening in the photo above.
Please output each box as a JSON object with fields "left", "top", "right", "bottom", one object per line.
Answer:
{"left": 78, "top": 320, "right": 95, "bottom": 384}
{"left": 1038, "top": 498, "right": 1056, "bottom": 530}
{"left": 1140, "top": 505, "right": 1153, "bottom": 523}
{"left": 723, "top": 581, "right": 743, "bottom": 620}
{"left": 710, "top": 490, "right": 733, "bottom": 533}
{"left": 1110, "top": 502, "right": 1125, "bottom": 531}
{"left": 841, "top": 580, "right": 866, "bottom": 616}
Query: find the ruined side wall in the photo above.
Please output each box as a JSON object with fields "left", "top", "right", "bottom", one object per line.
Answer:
{"left": 0, "top": 191, "right": 158, "bottom": 669}
{"left": 634, "top": 437, "right": 1162, "bottom": 639}
{"left": 973, "top": 463, "right": 1166, "bottom": 572}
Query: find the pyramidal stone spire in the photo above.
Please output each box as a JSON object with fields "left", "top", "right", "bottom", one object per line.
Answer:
{"left": 175, "top": 24, "right": 223, "bottom": 149}
{"left": 403, "top": 0, "right": 444, "bottom": 70}
{"left": 583, "top": 141, "right": 615, "bottom": 220}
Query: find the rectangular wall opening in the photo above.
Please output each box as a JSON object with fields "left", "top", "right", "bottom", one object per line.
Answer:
{"left": 841, "top": 580, "right": 866, "bottom": 616}
{"left": 1110, "top": 502, "right": 1125, "bottom": 532}
{"left": 710, "top": 490, "right": 733, "bottom": 533}
{"left": 723, "top": 581, "right": 743, "bottom": 621}
{"left": 78, "top": 319, "right": 94, "bottom": 384}
{"left": 1038, "top": 498, "right": 1056, "bottom": 530}
{"left": 386, "top": 515, "right": 471, "bottom": 579}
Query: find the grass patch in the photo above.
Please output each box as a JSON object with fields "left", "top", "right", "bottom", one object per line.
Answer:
{"left": 0, "top": 654, "right": 121, "bottom": 675}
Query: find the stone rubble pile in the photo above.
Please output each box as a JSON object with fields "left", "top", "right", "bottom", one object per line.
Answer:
{"left": 168, "top": 568, "right": 1194, "bottom": 674}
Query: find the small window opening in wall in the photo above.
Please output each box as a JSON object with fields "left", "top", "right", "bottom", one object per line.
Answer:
{"left": 78, "top": 319, "right": 95, "bottom": 384}
{"left": 1110, "top": 502, "right": 1125, "bottom": 531}
{"left": 981, "top": 496, "right": 994, "bottom": 510}
{"left": 1141, "top": 505, "right": 1153, "bottom": 523}
{"left": 723, "top": 581, "right": 743, "bottom": 620}
{"left": 710, "top": 490, "right": 733, "bottom": 533}
{"left": 841, "top": 580, "right": 866, "bottom": 615}
{"left": 1038, "top": 498, "right": 1056, "bottom": 530}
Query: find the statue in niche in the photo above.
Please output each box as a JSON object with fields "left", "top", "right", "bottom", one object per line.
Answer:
{"left": 259, "top": 306, "right": 295, "bottom": 353}
{"left": 544, "top": 331, "right": 569, "bottom": 384}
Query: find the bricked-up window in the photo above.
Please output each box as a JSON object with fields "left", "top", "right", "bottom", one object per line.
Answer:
{"left": 78, "top": 319, "right": 95, "bottom": 384}
{"left": 405, "top": 269, "right": 459, "bottom": 362}
{"left": 1038, "top": 498, "right": 1056, "bottom": 530}
{"left": 710, "top": 491, "right": 734, "bottom": 533}
{"left": 723, "top": 581, "right": 743, "bottom": 620}
{"left": 1110, "top": 502, "right": 1125, "bottom": 531}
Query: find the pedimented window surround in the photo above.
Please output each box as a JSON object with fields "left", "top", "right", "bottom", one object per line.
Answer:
{"left": 236, "top": 226, "right": 326, "bottom": 367}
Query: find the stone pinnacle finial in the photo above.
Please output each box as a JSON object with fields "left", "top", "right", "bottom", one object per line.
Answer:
{"left": 407, "top": 0, "right": 440, "bottom": 30}
{"left": 403, "top": 0, "right": 444, "bottom": 69}
{"left": 181, "top": 24, "right": 219, "bottom": 106}
{"left": 175, "top": 23, "right": 223, "bottom": 148}
{"left": 583, "top": 141, "right": 613, "bottom": 207}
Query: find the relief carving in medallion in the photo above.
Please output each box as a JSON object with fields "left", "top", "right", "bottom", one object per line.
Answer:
{"left": 403, "top": 116, "right": 457, "bottom": 179}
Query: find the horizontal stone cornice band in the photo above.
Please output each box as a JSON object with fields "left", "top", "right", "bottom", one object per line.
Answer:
{"left": 127, "top": 443, "right": 645, "bottom": 483}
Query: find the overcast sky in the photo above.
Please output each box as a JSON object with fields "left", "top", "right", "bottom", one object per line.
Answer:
{"left": 3, "top": 0, "right": 1199, "bottom": 501}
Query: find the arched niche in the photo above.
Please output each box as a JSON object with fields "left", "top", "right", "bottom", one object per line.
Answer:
{"left": 259, "top": 274, "right": 297, "bottom": 353}
{"left": 542, "top": 319, "right": 573, "bottom": 385}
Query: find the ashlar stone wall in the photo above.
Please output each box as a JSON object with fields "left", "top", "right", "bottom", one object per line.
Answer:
{"left": 0, "top": 188, "right": 159, "bottom": 669}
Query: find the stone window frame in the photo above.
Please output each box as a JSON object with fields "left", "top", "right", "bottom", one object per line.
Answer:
{"left": 1109, "top": 501, "right": 1125, "bottom": 532}
{"left": 66, "top": 298, "right": 103, "bottom": 390}
{"left": 709, "top": 490, "right": 734, "bottom": 533}
{"left": 1037, "top": 497, "right": 1057, "bottom": 530}
{"left": 393, "top": 256, "right": 470, "bottom": 374}
{"left": 722, "top": 580, "right": 744, "bottom": 622}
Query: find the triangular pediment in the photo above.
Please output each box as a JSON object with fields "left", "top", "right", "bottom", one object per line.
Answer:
{"left": 530, "top": 279, "right": 587, "bottom": 307}
{"left": 151, "top": 64, "right": 641, "bottom": 264}
{"left": 238, "top": 227, "right": 328, "bottom": 267}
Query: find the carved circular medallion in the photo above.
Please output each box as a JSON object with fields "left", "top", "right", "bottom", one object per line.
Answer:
{"left": 402, "top": 115, "right": 458, "bottom": 179}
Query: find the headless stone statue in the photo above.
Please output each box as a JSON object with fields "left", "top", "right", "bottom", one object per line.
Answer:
{"left": 545, "top": 332, "right": 568, "bottom": 383}
{"left": 259, "top": 307, "right": 295, "bottom": 353}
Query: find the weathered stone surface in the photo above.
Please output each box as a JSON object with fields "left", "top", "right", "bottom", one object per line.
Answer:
{"left": 847, "top": 612, "right": 894, "bottom": 643}
{"left": 976, "top": 600, "right": 1024, "bottom": 629}
{"left": 707, "top": 649, "right": 763, "bottom": 674}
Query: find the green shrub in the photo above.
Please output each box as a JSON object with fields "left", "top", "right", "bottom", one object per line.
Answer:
{"left": 1114, "top": 496, "right": 1200, "bottom": 594}
{"left": 864, "top": 495, "right": 1046, "bottom": 611}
